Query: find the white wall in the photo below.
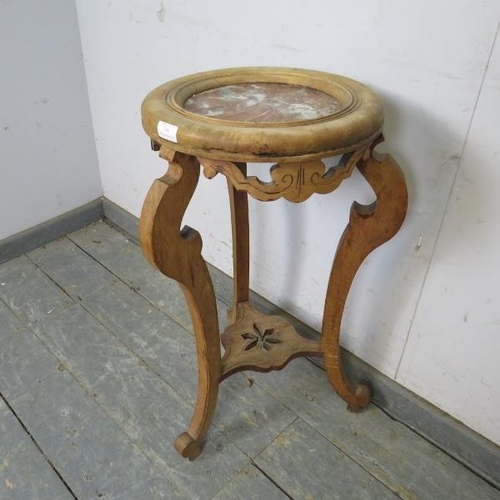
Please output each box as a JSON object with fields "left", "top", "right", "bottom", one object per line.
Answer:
{"left": 0, "top": 0, "right": 101, "bottom": 241}
{"left": 397, "top": 29, "right": 500, "bottom": 445}
{"left": 75, "top": 0, "right": 500, "bottom": 444}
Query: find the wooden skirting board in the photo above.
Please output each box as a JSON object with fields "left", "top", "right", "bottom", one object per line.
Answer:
{"left": 0, "top": 199, "right": 103, "bottom": 265}
{"left": 1, "top": 196, "right": 498, "bottom": 488}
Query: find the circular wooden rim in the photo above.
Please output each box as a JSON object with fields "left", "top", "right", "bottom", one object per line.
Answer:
{"left": 141, "top": 67, "right": 384, "bottom": 161}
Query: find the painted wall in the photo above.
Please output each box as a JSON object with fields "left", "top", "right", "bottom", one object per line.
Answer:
{"left": 0, "top": 0, "right": 101, "bottom": 241}
{"left": 397, "top": 30, "right": 500, "bottom": 445}
{"left": 75, "top": 0, "right": 500, "bottom": 444}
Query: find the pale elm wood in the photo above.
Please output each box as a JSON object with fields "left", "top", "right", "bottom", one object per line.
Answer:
{"left": 226, "top": 162, "right": 250, "bottom": 322}
{"left": 320, "top": 139, "right": 408, "bottom": 411}
{"left": 221, "top": 302, "right": 320, "bottom": 380}
{"left": 31, "top": 303, "right": 250, "bottom": 499}
{"left": 250, "top": 359, "right": 500, "bottom": 500}
{"left": 140, "top": 69, "right": 407, "bottom": 460}
{"left": 255, "top": 418, "right": 398, "bottom": 500}
{"left": 142, "top": 67, "right": 384, "bottom": 162}
{"left": 212, "top": 464, "right": 289, "bottom": 500}
{"left": 0, "top": 309, "right": 181, "bottom": 499}
{"left": 0, "top": 255, "right": 74, "bottom": 325}
{"left": 140, "top": 148, "right": 222, "bottom": 460}
{"left": 199, "top": 148, "right": 367, "bottom": 203}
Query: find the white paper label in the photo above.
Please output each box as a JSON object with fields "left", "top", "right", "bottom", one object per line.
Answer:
{"left": 157, "top": 120, "right": 178, "bottom": 143}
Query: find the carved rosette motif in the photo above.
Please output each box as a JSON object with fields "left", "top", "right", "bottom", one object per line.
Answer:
{"left": 220, "top": 303, "right": 320, "bottom": 380}
{"left": 199, "top": 146, "right": 367, "bottom": 203}
{"left": 241, "top": 324, "right": 282, "bottom": 352}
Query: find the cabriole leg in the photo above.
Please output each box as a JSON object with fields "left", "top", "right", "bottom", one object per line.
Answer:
{"left": 139, "top": 148, "right": 221, "bottom": 460}
{"left": 320, "top": 137, "right": 408, "bottom": 411}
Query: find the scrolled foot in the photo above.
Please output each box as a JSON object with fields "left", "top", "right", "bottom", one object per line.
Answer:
{"left": 174, "top": 432, "right": 203, "bottom": 461}
{"left": 346, "top": 384, "right": 371, "bottom": 413}
{"left": 321, "top": 136, "right": 408, "bottom": 412}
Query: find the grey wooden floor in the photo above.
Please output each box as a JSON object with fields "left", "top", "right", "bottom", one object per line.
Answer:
{"left": 1, "top": 221, "right": 499, "bottom": 500}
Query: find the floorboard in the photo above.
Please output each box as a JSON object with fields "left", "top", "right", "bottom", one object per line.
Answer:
{"left": 0, "top": 299, "right": 182, "bottom": 499}
{"left": 0, "top": 220, "right": 498, "bottom": 499}
{"left": 251, "top": 358, "right": 500, "bottom": 499}
{"left": 212, "top": 464, "right": 289, "bottom": 500}
{"left": 0, "top": 374, "right": 73, "bottom": 500}
{"left": 255, "top": 418, "right": 398, "bottom": 500}
{"left": 30, "top": 303, "right": 249, "bottom": 499}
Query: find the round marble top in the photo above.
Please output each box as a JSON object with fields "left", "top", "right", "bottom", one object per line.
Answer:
{"left": 183, "top": 83, "right": 341, "bottom": 123}
{"left": 141, "top": 67, "right": 384, "bottom": 161}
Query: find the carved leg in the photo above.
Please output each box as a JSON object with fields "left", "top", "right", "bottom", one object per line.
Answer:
{"left": 140, "top": 147, "right": 221, "bottom": 460}
{"left": 227, "top": 163, "right": 250, "bottom": 323}
{"left": 320, "top": 138, "right": 408, "bottom": 411}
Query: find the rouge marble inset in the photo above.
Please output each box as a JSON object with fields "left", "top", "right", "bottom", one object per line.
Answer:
{"left": 183, "top": 83, "right": 340, "bottom": 123}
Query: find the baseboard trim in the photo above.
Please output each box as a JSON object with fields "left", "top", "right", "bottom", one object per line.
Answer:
{"left": 102, "top": 198, "right": 139, "bottom": 242}
{"left": 319, "top": 354, "right": 500, "bottom": 489}
{"left": 0, "top": 199, "right": 103, "bottom": 265}
{"left": 2, "top": 197, "right": 498, "bottom": 488}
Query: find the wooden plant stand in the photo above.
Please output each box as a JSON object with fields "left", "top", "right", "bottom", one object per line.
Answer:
{"left": 139, "top": 68, "right": 408, "bottom": 460}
